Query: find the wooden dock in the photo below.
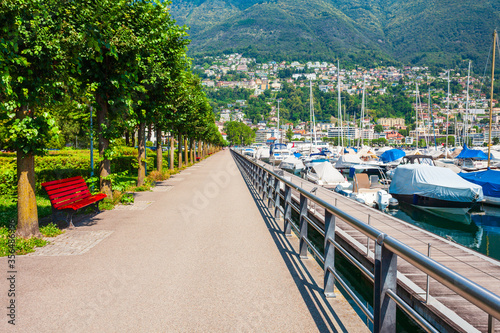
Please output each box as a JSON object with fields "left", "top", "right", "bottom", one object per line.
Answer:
{"left": 256, "top": 160, "right": 500, "bottom": 333}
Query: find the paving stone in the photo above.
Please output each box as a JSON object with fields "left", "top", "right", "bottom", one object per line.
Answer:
{"left": 152, "top": 185, "right": 174, "bottom": 192}
{"left": 114, "top": 201, "right": 154, "bottom": 210}
{"left": 26, "top": 230, "right": 113, "bottom": 256}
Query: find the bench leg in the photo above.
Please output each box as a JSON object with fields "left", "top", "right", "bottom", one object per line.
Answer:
{"left": 52, "top": 207, "right": 57, "bottom": 224}
{"left": 67, "top": 212, "right": 75, "bottom": 228}
{"left": 94, "top": 202, "right": 100, "bottom": 214}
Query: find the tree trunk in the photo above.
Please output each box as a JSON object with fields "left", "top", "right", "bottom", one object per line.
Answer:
{"left": 147, "top": 124, "right": 152, "bottom": 142}
{"left": 17, "top": 149, "right": 40, "bottom": 238}
{"left": 16, "top": 106, "right": 40, "bottom": 238}
{"left": 169, "top": 133, "right": 174, "bottom": 170}
{"left": 184, "top": 136, "right": 188, "bottom": 165}
{"left": 156, "top": 126, "right": 162, "bottom": 172}
{"left": 197, "top": 140, "right": 201, "bottom": 161}
{"left": 178, "top": 133, "right": 183, "bottom": 169}
{"left": 131, "top": 128, "right": 136, "bottom": 148}
{"left": 96, "top": 94, "right": 112, "bottom": 198}
{"left": 125, "top": 130, "right": 130, "bottom": 146}
{"left": 137, "top": 122, "right": 146, "bottom": 187}
{"left": 190, "top": 139, "right": 194, "bottom": 164}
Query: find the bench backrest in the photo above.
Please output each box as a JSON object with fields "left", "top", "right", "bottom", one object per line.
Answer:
{"left": 41, "top": 176, "right": 92, "bottom": 209}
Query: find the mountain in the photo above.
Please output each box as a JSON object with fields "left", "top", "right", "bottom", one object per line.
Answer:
{"left": 170, "top": 0, "right": 500, "bottom": 68}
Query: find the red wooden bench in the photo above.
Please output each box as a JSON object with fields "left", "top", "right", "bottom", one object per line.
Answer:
{"left": 41, "top": 176, "right": 107, "bottom": 228}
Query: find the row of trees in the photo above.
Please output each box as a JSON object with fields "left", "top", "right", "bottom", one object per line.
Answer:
{"left": 0, "top": 0, "right": 224, "bottom": 238}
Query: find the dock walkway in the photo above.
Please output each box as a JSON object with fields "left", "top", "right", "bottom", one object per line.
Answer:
{"left": 0, "top": 150, "right": 367, "bottom": 332}
{"left": 254, "top": 159, "right": 500, "bottom": 333}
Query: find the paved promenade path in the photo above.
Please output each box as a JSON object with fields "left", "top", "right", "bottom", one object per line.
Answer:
{"left": 1, "top": 150, "right": 366, "bottom": 332}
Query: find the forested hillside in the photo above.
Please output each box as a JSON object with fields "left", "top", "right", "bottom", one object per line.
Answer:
{"left": 208, "top": 83, "right": 418, "bottom": 126}
{"left": 170, "top": 0, "right": 500, "bottom": 68}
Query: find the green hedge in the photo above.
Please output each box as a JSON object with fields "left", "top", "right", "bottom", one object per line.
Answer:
{"left": 0, "top": 147, "right": 179, "bottom": 196}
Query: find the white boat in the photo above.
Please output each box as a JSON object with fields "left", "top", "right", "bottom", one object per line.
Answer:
{"left": 302, "top": 161, "right": 350, "bottom": 189}
{"left": 242, "top": 147, "right": 256, "bottom": 158}
{"left": 336, "top": 167, "right": 397, "bottom": 211}
{"left": 256, "top": 147, "right": 270, "bottom": 162}
{"left": 335, "top": 154, "right": 363, "bottom": 175}
{"left": 269, "top": 143, "right": 291, "bottom": 166}
{"left": 279, "top": 155, "right": 305, "bottom": 176}
{"left": 302, "top": 152, "right": 330, "bottom": 168}
{"left": 389, "top": 164, "right": 483, "bottom": 224}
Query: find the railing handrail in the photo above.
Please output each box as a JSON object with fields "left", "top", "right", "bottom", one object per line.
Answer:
{"left": 231, "top": 148, "right": 500, "bottom": 327}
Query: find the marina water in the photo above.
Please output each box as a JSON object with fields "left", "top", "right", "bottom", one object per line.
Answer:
{"left": 390, "top": 202, "right": 500, "bottom": 261}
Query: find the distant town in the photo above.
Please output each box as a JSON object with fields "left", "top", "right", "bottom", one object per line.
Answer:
{"left": 195, "top": 53, "right": 499, "bottom": 147}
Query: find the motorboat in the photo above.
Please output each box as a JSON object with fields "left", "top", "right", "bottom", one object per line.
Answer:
{"left": 302, "top": 152, "right": 329, "bottom": 168}
{"left": 279, "top": 155, "right": 305, "bottom": 176}
{"left": 379, "top": 148, "right": 405, "bottom": 170}
{"left": 242, "top": 147, "right": 256, "bottom": 158}
{"left": 459, "top": 168, "right": 500, "bottom": 206}
{"left": 387, "top": 154, "right": 435, "bottom": 178}
{"left": 399, "top": 154, "right": 435, "bottom": 166}
{"left": 336, "top": 167, "right": 398, "bottom": 211}
{"left": 256, "top": 147, "right": 270, "bottom": 162}
{"left": 456, "top": 144, "right": 490, "bottom": 171}
{"left": 389, "top": 164, "right": 483, "bottom": 223}
{"left": 269, "top": 143, "right": 291, "bottom": 166}
{"left": 335, "top": 154, "right": 363, "bottom": 175}
{"left": 301, "top": 161, "right": 350, "bottom": 189}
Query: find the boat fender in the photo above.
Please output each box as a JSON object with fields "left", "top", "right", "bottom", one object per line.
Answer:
{"left": 354, "top": 196, "right": 366, "bottom": 204}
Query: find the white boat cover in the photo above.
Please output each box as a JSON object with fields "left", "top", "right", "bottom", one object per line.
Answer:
{"left": 389, "top": 164, "right": 483, "bottom": 202}
{"left": 335, "top": 154, "right": 362, "bottom": 167}
{"left": 280, "top": 156, "right": 305, "bottom": 169}
{"left": 312, "top": 162, "right": 345, "bottom": 184}
{"left": 256, "top": 147, "right": 270, "bottom": 159}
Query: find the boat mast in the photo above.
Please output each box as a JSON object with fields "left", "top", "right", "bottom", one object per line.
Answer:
{"left": 415, "top": 83, "right": 419, "bottom": 150}
{"left": 277, "top": 99, "right": 281, "bottom": 144}
{"left": 310, "top": 80, "right": 317, "bottom": 149}
{"left": 338, "top": 60, "right": 344, "bottom": 148}
{"left": 358, "top": 75, "right": 366, "bottom": 147}
{"left": 488, "top": 30, "right": 497, "bottom": 167}
{"left": 465, "top": 60, "right": 471, "bottom": 145}
{"left": 446, "top": 70, "right": 450, "bottom": 150}
{"left": 429, "top": 87, "right": 437, "bottom": 149}
{"left": 425, "top": 89, "right": 430, "bottom": 148}
{"left": 345, "top": 105, "right": 349, "bottom": 146}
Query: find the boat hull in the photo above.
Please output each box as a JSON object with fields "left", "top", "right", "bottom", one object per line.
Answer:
{"left": 391, "top": 193, "right": 476, "bottom": 209}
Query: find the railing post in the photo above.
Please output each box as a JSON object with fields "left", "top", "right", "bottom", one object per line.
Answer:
{"left": 274, "top": 176, "right": 281, "bottom": 218}
{"left": 266, "top": 173, "right": 273, "bottom": 208}
{"left": 259, "top": 168, "right": 266, "bottom": 196}
{"left": 426, "top": 243, "right": 432, "bottom": 304}
{"left": 373, "top": 234, "right": 397, "bottom": 333}
{"left": 488, "top": 314, "right": 496, "bottom": 333}
{"left": 284, "top": 184, "right": 292, "bottom": 237}
{"left": 257, "top": 167, "right": 263, "bottom": 195}
{"left": 299, "top": 193, "right": 308, "bottom": 259}
{"left": 251, "top": 164, "right": 256, "bottom": 184}
{"left": 324, "top": 209, "right": 336, "bottom": 298}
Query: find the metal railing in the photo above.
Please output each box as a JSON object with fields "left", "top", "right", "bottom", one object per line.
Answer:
{"left": 231, "top": 149, "right": 500, "bottom": 333}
